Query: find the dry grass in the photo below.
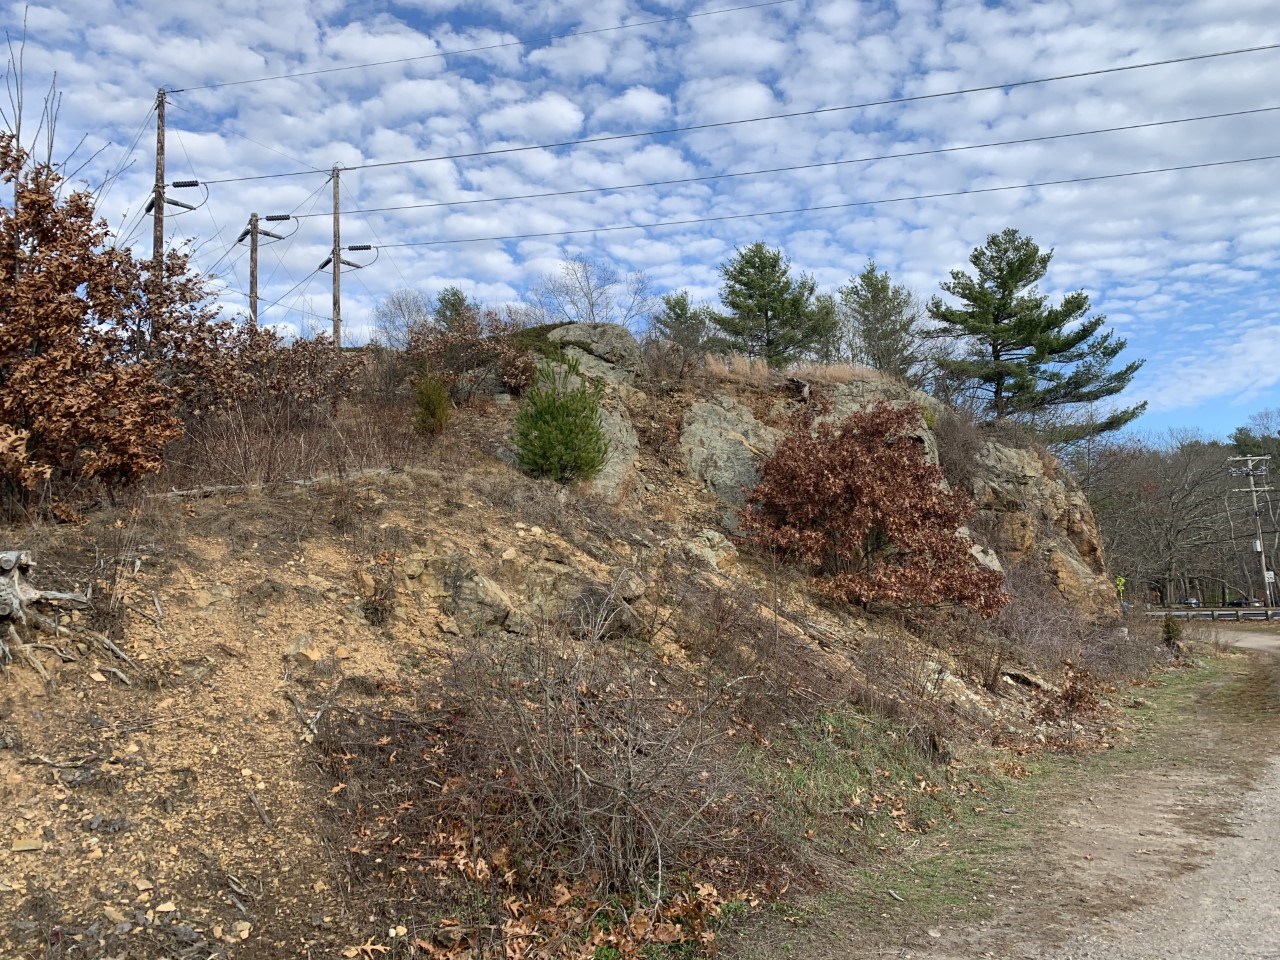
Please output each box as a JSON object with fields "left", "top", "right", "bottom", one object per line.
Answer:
{"left": 787, "top": 360, "right": 895, "bottom": 386}
{"left": 705, "top": 352, "right": 774, "bottom": 386}
{"left": 158, "top": 398, "right": 425, "bottom": 491}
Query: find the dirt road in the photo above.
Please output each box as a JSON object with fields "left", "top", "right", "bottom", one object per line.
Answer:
{"left": 954, "top": 631, "right": 1280, "bottom": 960}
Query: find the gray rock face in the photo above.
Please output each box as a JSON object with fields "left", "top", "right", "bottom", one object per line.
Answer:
{"left": 680, "top": 396, "right": 782, "bottom": 507}
{"left": 826, "top": 382, "right": 941, "bottom": 465}
{"left": 590, "top": 403, "right": 640, "bottom": 504}
{"left": 547, "top": 323, "right": 643, "bottom": 383}
{"left": 675, "top": 530, "right": 739, "bottom": 571}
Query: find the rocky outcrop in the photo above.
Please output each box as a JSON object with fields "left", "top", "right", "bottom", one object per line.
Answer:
{"left": 590, "top": 404, "right": 640, "bottom": 504}
{"left": 826, "top": 382, "right": 941, "bottom": 464}
{"left": 969, "top": 441, "right": 1116, "bottom": 615}
{"left": 680, "top": 396, "right": 782, "bottom": 507}
{"left": 547, "top": 322, "right": 643, "bottom": 384}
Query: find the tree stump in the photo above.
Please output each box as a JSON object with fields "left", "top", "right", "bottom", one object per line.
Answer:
{"left": 0, "top": 550, "right": 96, "bottom": 681}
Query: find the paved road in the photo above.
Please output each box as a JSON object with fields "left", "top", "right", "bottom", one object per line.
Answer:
{"left": 1222, "top": 628, "right": 1280, "bottom": 656}
{"left": 1039, "top": 628, "right": 1280, "bottom": 960}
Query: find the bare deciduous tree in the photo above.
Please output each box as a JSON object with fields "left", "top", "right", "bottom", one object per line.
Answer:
{"left": 526, "top": 255, "right": 657, "bottom": 329}
{"left": 372, "top": 288, "right": 432, "bottom": 350}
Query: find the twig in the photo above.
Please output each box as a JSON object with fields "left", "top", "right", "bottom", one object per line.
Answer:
{"left": 887, "top": 889, "right": 905, "bottom": 903}
{"left": 246, "top": 789, "right": 273, "bottom": 827}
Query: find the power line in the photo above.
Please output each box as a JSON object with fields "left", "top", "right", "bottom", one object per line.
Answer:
{"left": 169, "top": 0, "right": 800, "bottom": 92}
{"left": 192, "top": 41, "right": 1280, "bottom": 186}
{"left": 288, "top": 105, "right": 1280, "bottom": 218}
{"left": 372, "top": 153, "right": 1280, "bottom": 248}
{"left": 339, "top": 179, "right": 411, "bottom": 294}
{"left": 172, "top": 127, "right": 242, "bottom": 292}
{"left": 345, "top": 43, "right": 1280, "bottom": 174}
{"left": 166, "top": 98, "right": 326, "bottom": 173}
{"left": 97, "top": 101, "right": 158, "bottom": 212}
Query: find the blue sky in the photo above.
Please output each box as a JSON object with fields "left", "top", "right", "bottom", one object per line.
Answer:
{"left": 7, "top": 0, "right": 1280, "bottom": 438}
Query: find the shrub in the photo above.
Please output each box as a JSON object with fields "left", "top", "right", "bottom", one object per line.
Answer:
{"left": 0, "top": 135, "right": 190, "bottom": 513}
{"left": 410, "top": 367, "right": 450, "bottom": 436}
{"left": 514, "top": 359, "right": 610, "bottom": 483}
{"left": 407, "top": 308, "right": 535, "bottom": 403}
{"left": 741, "top": 401, "right": 1007, "bottom": 616}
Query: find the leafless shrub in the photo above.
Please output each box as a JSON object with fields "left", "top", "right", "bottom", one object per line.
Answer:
{"left": 639, "top": 334, "right": 701, "bottom": 389}
{"left": 705, "top": 352, "right": 774, "bottom": 387}
{"left": 933, "top": 406, "right": 986, "bottom": 492}
{"left": 162, "top": 400, "right": 422, "bottom": 491}
{"left": 469, "top": 470, "right": 570, "bottom": 533}
{"left": 848, "top": 631, "right": 974, "bottom": 760}
{"left": 448, "top": 635, "right": 764, "bottom": 905}
{"left": 979, "top": 563, "right": 1163, "bottom": 685}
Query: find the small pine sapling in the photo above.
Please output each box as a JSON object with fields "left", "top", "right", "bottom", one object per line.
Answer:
{"left": 410, "top": 366, "right": 451, "bottom": 436}
{"left": 514, "top": 358, "right": 610, "bottom": 483}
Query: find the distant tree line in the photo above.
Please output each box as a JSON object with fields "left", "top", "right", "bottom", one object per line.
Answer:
{"left": 381, "top": 230, "right": 1144, "bottom": 445}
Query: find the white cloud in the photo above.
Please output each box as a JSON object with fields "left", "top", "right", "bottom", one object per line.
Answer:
{"left": 6, "top": 0, "right": 1278, "bottom": 435}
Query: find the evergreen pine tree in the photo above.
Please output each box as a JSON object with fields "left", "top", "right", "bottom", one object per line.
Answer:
{"left": 514, "top": 359, "right": 610, "bottom": 483}
{"left": 927, "top": 228, "right": 1145, "bottom": 440}
{"left": 651, "top": 290, "right": 714, "bottom": 354}
{"left": 713, "top": 242, "right": 829, "bottom": 366}
{"left": 839, "top": 261, "right": 927, "bottom": 382}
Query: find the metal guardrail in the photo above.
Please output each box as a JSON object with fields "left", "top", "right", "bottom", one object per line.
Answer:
{"left": 1145, "top": 608, "right": 1280, "bottom": 621}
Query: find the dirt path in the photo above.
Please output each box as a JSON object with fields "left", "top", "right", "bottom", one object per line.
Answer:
{"left": 939, "top": 635, "right": 1280, "bottom": 960}
{"left": 733, "top": 647, "right": 1280, "bottom": 960}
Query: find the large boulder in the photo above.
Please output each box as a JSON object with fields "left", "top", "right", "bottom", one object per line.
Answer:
{"left": 826, "top": 381, "right": 941, "bottom": 465}
{"left": 547, "top": 323, "right": 643, "bottom": 384}
{"left": 589, "top": 403, "right": 641, "bottom": 504}
{"left": 970, "top": 441, "right": 1116, "bottom": 615}
{"left": 680, "top": 396, "right": 783, "bottom": 507}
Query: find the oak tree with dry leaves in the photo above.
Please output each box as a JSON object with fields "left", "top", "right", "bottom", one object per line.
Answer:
{"left": 741, "top": 401, "right": 1006, "bottom": 616}
{"left": 0, "top": 135, "right": 222, "bottom": 513}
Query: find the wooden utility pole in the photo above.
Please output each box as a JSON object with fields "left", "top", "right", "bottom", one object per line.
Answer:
{"left": 248, "top": 212, "right": 259, "bottom": 327}
{"left": 236, "top": 213, "right": 287, "bottom": 328}
{"left": 1229, "top": 455, "right": 1275, "bottom": 606}
{"left": 331, "top": 164, "right": 341, "bottom": 347}
{"left": 150, "top": 87, "right": 166, "bottom": 340}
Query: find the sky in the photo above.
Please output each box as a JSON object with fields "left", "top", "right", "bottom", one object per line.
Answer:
{"left": 5, "top": 0, "right": 1279, "bottom": 438}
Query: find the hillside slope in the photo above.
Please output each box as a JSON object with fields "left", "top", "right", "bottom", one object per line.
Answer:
{"left": 0, "top": 325, "right": 1143, "bottom": 959}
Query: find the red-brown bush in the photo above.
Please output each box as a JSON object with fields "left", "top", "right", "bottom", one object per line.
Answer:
{"left": 407, "top": 309, "right": 535, "bottom": 402}
{"left": 0, "top": 135, "right": 184, "bottom": 510}
{"left": 741, "top": 402, "right": 1007, "bottom": 616}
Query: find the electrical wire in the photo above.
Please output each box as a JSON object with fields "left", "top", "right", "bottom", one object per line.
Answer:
{"left": 338, "top": 179, "right": 412, "bottom": 293}
{"left": 172, "top": 127, "right": 243, "bottom": 291}
{"left": 169, "top": 0, "right": 800, "bottom": 92}
{"left": 166, "top": 98, "right": 326, "bottom": 173}
{"left": 193, "top": 41, "right": 1280, "bottom": 186}
{"left": 371, "top": 152, "right": 1280, "bottom": 248}
{"left": 97, "top": 100, "right": 158, "bottom": 213}
{"left": 258, "top": 177, "right": 331, "bottom": 294}
{"left": 287, "top": 105, "right": 1280, "bottom": 218}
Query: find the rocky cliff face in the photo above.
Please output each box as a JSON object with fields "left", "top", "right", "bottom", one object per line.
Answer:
{"left": 537, "top": 321, "right": 1117, "bottom": 619}
{"left": 969, "top": 441, "right": 1116, "bottom": 615}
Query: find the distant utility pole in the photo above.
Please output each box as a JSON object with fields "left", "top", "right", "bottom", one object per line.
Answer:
{"left": 318, "top": 165, "right": 371, "bottom": 348}
{"left": 1229, "top": 455, "right": 1275, "bottom": 606}
{"left": 235, "top": 213, "right": 287, "bottom": 328}
{"left": 150, "top": 87, "right": 166, "bottom": 340}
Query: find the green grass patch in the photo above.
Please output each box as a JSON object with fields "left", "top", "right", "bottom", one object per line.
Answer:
{"left": 731, "top": 653, "right": 1280, "bottom": 957}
